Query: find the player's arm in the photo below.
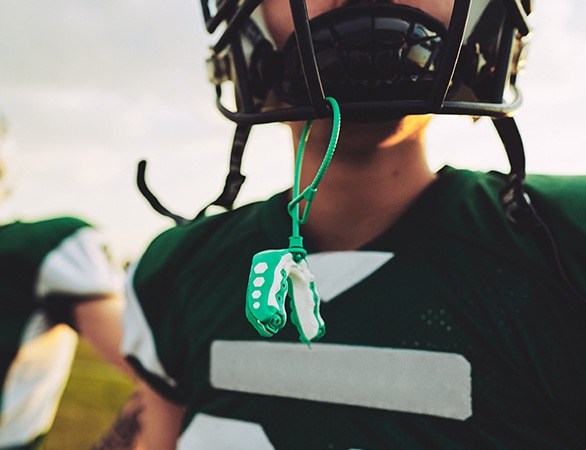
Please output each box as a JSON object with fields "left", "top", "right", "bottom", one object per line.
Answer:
{"left": 91, "top": 391, "right": 146, "bottom": 450}
{"left": 73, "top": 294, "right": 134, "bottom": 376}
{"left": 139, "top": 382, "right": 185, "bottom": 450}
{"left": 37, "top": 224, "right": 132, "bottom": 375}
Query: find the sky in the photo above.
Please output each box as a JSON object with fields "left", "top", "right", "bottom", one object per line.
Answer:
{"left": 0, "top": 0, "right": 585, "bottom": 262}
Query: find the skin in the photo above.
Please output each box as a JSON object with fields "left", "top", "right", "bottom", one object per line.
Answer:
{"left": 91, "top": 391, "right": 146, "bottom": 450}
{"left": 139, "top": 1, "right": 456, "bottom": 448}
{"left": 73, "top": 296, "right": 134, "bottom": 376}
{"left": 139, "top": 384, "right": 185, "bottom": 450}
{"left": 262, "top": 0, "right": 455, "bottom": 49}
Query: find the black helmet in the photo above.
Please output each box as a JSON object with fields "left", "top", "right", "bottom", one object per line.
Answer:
{"left": 140, "top": 0, "right": 534, "bottom": 227}
{"left": 195, "top": 0, "right": 533, "bottom": 221}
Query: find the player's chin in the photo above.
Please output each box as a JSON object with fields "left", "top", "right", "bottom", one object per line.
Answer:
{"left": 342, "top": 115, "right": 407, "bottom": 136}
{"left": 346, "top": 111, "right": 406, "bottom": 124}
{"left": 338, "top": 114, "right": 431, "bottom": 150}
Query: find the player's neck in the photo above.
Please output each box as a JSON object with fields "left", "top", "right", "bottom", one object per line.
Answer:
{"left": 292, "top": 123, "right": 436, "bottom": 252}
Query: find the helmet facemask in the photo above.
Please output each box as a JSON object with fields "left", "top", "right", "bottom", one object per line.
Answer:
{"left": 205, "top": 0, "right": 531, "bottom": 124}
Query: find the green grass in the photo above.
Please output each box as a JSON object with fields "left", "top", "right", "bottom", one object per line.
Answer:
{"left": 44, "top": 341, "right": 135, "bottom": 450}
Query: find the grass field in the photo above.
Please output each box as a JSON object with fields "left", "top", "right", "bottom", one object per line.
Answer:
{"left": 44, "top": 341, "right": 135, "bottom": 450}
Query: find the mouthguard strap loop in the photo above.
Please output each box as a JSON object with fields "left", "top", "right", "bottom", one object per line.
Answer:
{"left": 288, "top": 97, "right": 341, "bottom": 243}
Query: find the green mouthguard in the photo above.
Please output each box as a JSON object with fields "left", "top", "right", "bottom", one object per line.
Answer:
{"left": 245, "top": 97, "right": 341, "bottom": 344}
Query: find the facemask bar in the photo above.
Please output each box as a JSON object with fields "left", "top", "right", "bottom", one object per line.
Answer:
{"left": 288, "top": 0, "right": 329, "bottom": 118}
{"left": 429, "top": 0, "right": 472, "bottom": 109}
{"left": 503, "top": 0, "right": 530, "bottom": 35}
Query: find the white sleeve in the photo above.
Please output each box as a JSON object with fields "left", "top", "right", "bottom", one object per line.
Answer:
{"left": 35, "top": 227, "right": 123, "bottom": 298}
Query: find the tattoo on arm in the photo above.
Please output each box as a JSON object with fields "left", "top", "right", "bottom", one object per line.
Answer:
{"left": 91, "top": 391, "right": 144, "bottom": 450}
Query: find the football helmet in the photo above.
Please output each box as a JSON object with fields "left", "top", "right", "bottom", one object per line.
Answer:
{"left": 140, "top": 0, "right": 532, "bottom": 223}
{"left": 194, "top": 0, "right": 533, "bottom": 217}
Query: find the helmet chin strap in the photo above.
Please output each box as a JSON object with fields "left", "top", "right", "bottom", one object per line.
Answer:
{"left": 136, "top": 160, "right": 190, "bottom": 226}
{"left": 493, "top": 116, "right": 586, "bottom": 303}
{"left": 195, "top": 124, "right": 252, "bottom": 218}
{"left": 136, "top": 124, "right": 252, "bottom": 224}
{"left": 493, "top": 116, "right": 537, "bottom": 232}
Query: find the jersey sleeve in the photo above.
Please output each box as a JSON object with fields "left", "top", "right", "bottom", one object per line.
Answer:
{"left": 121, "top": 210, "right": 264, "bottom": 405}
{"left": 35, "top": 226, "right": 123, "bottom": 298}
{"left": 121, "top": 262, "right": 181, "bottom": 401}
{"left": 34, "top": 223, "right": 124, "bottom": 328}
{"left": 120, "top": 225, "right": 197, "bottom": 403}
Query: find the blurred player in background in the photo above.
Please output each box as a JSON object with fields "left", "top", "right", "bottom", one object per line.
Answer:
{"left": 0, "top": 115, "right": 135, "bottom": 450}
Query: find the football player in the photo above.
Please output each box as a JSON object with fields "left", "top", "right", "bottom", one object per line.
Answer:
{"left": 123, "top": 0, "right": 586, "bottom": 449}
{"left": 0, "top": 117, "right": 133, "bottom": 450}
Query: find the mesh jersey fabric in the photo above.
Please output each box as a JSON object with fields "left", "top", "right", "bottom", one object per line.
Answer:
{"left": 0, "top": 217, "right": 121, "bottom": 448}
{"left": 123, "top": 166, "right": 586, "bottom": 450}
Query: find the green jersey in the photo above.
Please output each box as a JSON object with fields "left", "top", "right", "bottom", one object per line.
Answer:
{"left": 0, "top": 217, "right": 122, "bottom": 449}
{"left": 123, "top": 167, "right": 586, "bottom": 450}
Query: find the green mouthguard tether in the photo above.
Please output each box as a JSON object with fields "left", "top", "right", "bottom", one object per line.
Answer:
{"left": 245, "top": 97, "right": 341, "bottom": 344}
